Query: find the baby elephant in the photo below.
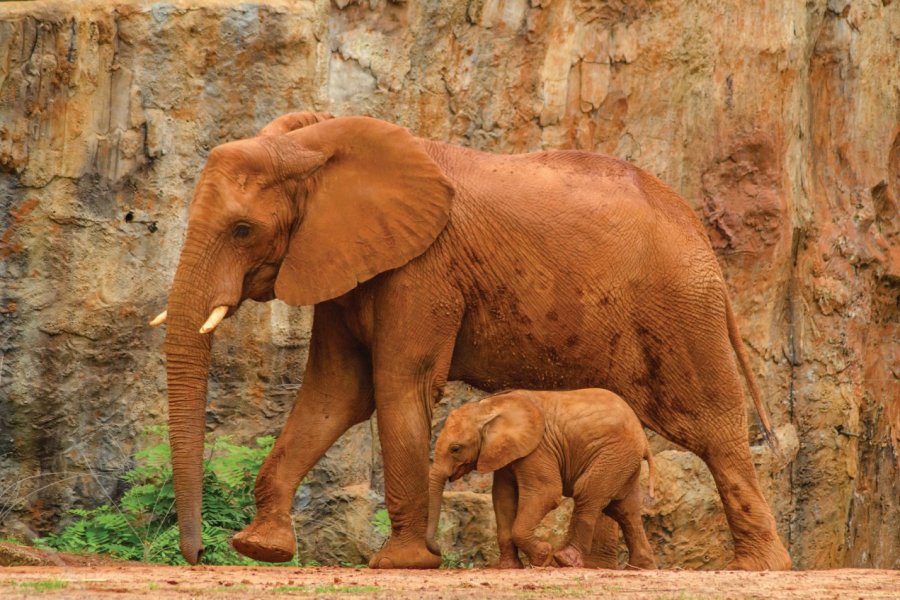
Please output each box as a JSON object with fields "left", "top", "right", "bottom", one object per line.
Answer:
{"left": 426, "top": 388, "right": 656, "bottom": 569}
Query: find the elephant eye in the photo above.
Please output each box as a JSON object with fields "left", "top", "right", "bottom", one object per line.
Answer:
{"left": 233, "top": 223, "right": 252, "bottom": 239}
{"left": 450, "top": 444, "right": 461, "bottom": 454}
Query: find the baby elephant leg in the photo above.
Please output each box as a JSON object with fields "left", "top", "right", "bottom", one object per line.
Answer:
{"left": 510, "top": 490, "right": 560, "bottom": 567}
{"left": 583, "top": 514, "right": 620, "bottom": 568}
{"left": 604, "top": 473, "right": 656, "bottom": 570}
{"left": 492, "top": 468, "right": 523, "bottom": 569}
{"left": 554, "top": 483, "right": 610, "bottom": 568}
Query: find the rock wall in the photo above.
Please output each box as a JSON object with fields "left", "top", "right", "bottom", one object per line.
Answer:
{"left": 1, "top": 0, "right": 897, "bottom": 569}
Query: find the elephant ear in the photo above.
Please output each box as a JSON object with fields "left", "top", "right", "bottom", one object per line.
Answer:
{"left": 476, "top": 394, "right": 546, "bottom": 473}
{"left": 271, "top": 116, "right": 454, "bottom": 306}
{"left": 258, "top": 111, "right": 333, "bottom": 136}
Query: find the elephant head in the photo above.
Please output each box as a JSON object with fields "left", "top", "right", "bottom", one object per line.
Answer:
{"left": 154, "top": 113, "right": 454, "bottom": 564}
{"left": 425, "top": 392, "right": 545, "bottom": 555}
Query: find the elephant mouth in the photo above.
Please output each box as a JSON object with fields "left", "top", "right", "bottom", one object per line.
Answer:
{"left": 448, "top": 462, "right": 474, "bottom": 482}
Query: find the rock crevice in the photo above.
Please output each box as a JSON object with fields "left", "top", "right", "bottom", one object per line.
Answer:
{"left": 0, "top": 0, "right": 896, "bottom": 569}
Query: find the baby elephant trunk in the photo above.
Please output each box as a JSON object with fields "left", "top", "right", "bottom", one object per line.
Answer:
{"left": 425, "top": 467, "right": 448, "bottom": 556}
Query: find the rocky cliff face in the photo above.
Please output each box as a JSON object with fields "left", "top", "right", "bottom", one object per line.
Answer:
{"left": 1, "top": 0, "right": 897, "bottom": 569}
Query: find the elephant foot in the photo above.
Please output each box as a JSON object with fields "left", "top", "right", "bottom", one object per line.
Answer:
{"left": 582, "top": 549, "right": 618, "bottom": 569}
{"left": 368, "top": 537, "right": 441, "bottom": 569}
{"left": 553, "top": 545, "right": 584, "bottom": 568}
{"left": 497, "top": 552, "right": 524, "bottom": 569}
{"left": 624, "top": 555, "right": 657, "bottom": 570}
{"left": 728, "top": 543, "right": 791, "bottom": 571}
{"left": 526, "top": 541, "right": 554, "bottom": 568}
{"left": 232, "top": 513, "right": 296, "bottom": 563}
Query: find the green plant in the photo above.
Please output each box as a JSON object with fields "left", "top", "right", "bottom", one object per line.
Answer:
{"left": 273, "top": 585, "right": 380, "bottom": 594}
{"left": 13, "top": 580, "right": 68, "bottom": 592}
{"left": 371, "top": 508, "right": 391, "bottom": 537}
{"left": 317, "top": 585, "right": 380, "bottom": 594}
{"left": 0, "top": 535, "right": 26, "bottom": 544}
{"left": 36, "top": 427, "right": 297, "bottom": 566}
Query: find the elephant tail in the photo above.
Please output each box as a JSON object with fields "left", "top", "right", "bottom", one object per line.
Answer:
{"left": 644, "top": 444, "right": 656, "bottom": 500}
{"left": 725, "top": 294, "right": 777, "bottom": 449}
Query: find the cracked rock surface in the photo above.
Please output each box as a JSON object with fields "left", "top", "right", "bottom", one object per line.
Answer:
{"left": 0, "top": 0, "right": 897, "bottom": 569}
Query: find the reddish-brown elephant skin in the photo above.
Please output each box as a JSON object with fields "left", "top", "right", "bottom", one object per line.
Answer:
{"left": 159, "top": 111, "right": 790, "bottom": 570}
{"left": 427, "top": 389, "right": 658, "bottom": 570}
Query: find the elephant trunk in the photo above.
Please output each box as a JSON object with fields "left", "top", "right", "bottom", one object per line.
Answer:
{"left": 425, "top": 466, "right": 448, "bottom": 556}
{"left": 163, "top": 244, "right": 215, "bottom": 565}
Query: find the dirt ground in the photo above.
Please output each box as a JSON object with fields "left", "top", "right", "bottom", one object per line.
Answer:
{"left": 0, "top": 542, "right": 896, "bottom": 599}
{"left": 0, "top": 563, "right": 897, "bottom": 599}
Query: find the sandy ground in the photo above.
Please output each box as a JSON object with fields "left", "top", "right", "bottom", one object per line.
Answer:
{"left": 0, "top": 564, "right": 897, "bottom": 599}
{"left": 0, "top": 541, "right": 895, "bottom": 599}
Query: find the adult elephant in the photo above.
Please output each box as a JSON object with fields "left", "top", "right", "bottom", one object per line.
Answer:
{"left": 152, "top": 111, "right": 791, "bottom": 571}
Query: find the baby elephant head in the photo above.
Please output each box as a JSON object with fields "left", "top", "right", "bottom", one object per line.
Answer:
{"left": 425, "top": 392, "right": 545, "bottom": 554}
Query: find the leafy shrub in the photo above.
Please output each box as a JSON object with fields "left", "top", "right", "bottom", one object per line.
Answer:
{"left": 371, "top": 508, "right": 391, "bottom": 538}
{"left": 37, "top": 427, "right": 297, "bottom": 565}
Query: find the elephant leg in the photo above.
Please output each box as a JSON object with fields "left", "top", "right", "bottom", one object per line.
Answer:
{"left": 366, "top": 288, "right": 462, "bottom": 569}
{"left": 698, "top": 431, "right": 790, "bottom": 570}
{"left": 233, "top": 303, "right": 374, "bottom": 563}
{"left": 627, "top": 322, "right": 790, "bottom": 570}
{"left": 553, "top": 498, "right": 605, "bottom": 568}
{"left": 504, "top": 456, "right": 563, "bottom": 568}
{"left": 619, "top": 310, "right": 791, "bottom": 570}
{"left": 554, "top": 462, "right": 623, "bottom": 568}
{"left": 659, "top": 417, "right": 788, "bottom": 569}
{"left": 510, "top": 486, "right": 561, "bottom": 568}
{"left": 493, "top": 467, "right": 523, "bottom": 569}
{"left": 604, "top": 474, "right": 656, "bottom": 570}
{"left": 651, "top": 386, "right": 789, "bottom": 569}
{"left": 582, "top": 513, "right": 620, "bottom": 568}
{"left": 366, "top": 369, "right": 447, "bottom": 569}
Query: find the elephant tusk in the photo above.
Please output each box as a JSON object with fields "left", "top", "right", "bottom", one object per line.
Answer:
{"left": 149, "top": 310, "right": 168, "bottom": 327}
{"left": 199, "top": 306, "right": 229, "bottom": 334}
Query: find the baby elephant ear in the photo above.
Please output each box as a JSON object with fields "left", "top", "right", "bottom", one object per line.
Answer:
{"left": 476, "top": 394, "right": 545, "bottom": 473}
{"left": 258, "top": 111, "right": 333, "bottom": 136}
{"left": 273, "top": 116, "right": 454, "bottom": 307}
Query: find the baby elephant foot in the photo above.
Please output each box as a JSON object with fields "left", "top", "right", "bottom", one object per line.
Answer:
{"left": 496, "top": 541, "right": 523, "bottom": 568}
{"left": 497, "top": 552, "right": 524, "bottom": 569}
{"left": 526, "top": 541, "right": 554, "bottom": 568}
{"left": 368, "top": 537, "right": 441, "bottom": 569}
{"left": 232, "top": 513, "right": 296, "bottom": 563}
{"left": 553, "top": 545, "right": 584, "bottom": 568}
{"left": 582, "top": 546, "right": 618, "bottom": 569}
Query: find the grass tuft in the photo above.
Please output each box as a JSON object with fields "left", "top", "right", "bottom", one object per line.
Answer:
{"left": 273, "top": 584, "right": 380, "bottom": 594}
{"left": 13, "top": 580, "right": 68, "bottom": 592}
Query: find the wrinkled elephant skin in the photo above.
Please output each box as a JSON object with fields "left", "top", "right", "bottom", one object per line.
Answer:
{"left": 428, "top": 389, "right": 657, "bottom": 570}
{"left": 159, "top": 112, "right": 790, "bottom": 570}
